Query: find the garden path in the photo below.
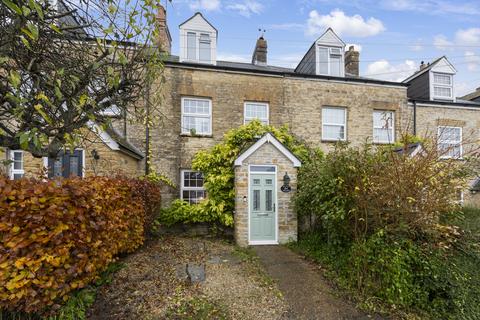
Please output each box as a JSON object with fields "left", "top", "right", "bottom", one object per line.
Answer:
{"left": 254, "top": 245, "right": 384, "bottom": 320}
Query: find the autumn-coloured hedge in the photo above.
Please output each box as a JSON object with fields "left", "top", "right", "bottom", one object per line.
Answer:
{"left": 0, "top": 176, "right": 161, "bottom": 314}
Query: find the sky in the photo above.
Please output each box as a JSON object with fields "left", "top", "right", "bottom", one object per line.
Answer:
{"left": 162, "top": 0, "right": 480, "bottom": 96}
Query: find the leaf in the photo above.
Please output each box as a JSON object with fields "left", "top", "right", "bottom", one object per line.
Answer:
{"left": 9, "top": 70, "right": 21, "bottom": 88}
{"left": 49, "top": 23, "right": 62, "bottom": 34}
{"left": 2, "top": 0, "right": 22, "bottom": 15}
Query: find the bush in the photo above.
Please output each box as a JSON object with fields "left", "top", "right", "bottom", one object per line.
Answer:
{"left": 157, "top": 120, "right": 307, "bottom": 227}
{"left": 0, "top": 176, "right": 161, "bottom": 314}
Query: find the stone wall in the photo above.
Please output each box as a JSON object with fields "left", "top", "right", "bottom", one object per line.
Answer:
{"left": 126, "top": 66, "right": 408, "bottom": 205}
{"left": 234, "top": 142, "right": 298, "bottom": 247}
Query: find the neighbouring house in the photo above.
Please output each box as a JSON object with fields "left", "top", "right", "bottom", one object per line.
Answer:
{"left": 402, "top": 56, "right": 480, "bottom": 204}
{"left": 1, "top": 125, "right": 144, "bottom": 180}
{"left": 4, "top": 7, "right": 480, "bottom": 246}
{"left": 462, "top": 87, "right": 480, "bottom": 103}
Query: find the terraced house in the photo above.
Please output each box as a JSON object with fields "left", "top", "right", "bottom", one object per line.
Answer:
{"left": 3, "top": 7, "right": 480, "bottom": 245}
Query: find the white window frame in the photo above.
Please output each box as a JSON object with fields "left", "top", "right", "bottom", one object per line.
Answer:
{"left": 317, "top": 46, "right": 344, "bottom": 77}
{"left": 244, "top": 102, "right": 269, "bottom": 125}
{"left": 437, "top": 126, "right": 462, "bottom": 159}
{"left": 8, "top": 150, "right": 24, "bottom": 180}
{"left": 183, "top": 31, "right": 214, "bottom": 64}
{"left": 373, "top": 110, "right": 395, "bottom": 144}
{"left": 432, "top": 72, "right": 454, "bottom": 100}
{"left": 181, "top": 97, "right": 212, "bottom": 136}
{"left": 322, "top": 107, "right": 347, "bottom": 141}
{"left": 180, "top": 170, "right": 206, "bottom": 204}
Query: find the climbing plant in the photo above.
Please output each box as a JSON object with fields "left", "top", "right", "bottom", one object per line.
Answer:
{"left": 158, "top": 120, "right": 308, "bottom": 227}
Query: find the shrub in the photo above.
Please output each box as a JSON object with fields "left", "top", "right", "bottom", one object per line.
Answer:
{"left": 157, "top": 120, "right": 307, "bottom": 227}
{"left": 0, "top": 176, "right": 161, "bottom": 314}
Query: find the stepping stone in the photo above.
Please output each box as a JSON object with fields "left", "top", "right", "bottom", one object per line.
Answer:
{"left": 186, "top": 263, "right": 206, "bottom": 283}
{"left": 207, "top": 256, "right": 222, "bottom": 264}
{"left": 175, "top": 264, "right": 189, "bottom": 282}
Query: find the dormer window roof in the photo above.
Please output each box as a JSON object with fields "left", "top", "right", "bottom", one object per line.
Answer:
{"left": 403, "top": 56, "right": 457, "bottom": 102}
{"left": 295, "top": 28, "right": 346, "bottom": 77}
{"left": 179, "top": 12, "right": 217, "bottom": 65}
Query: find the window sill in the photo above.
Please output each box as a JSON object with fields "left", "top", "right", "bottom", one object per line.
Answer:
{"left": 321, "top": 139, "right": 347, "bottom": 143}
{"left": 180, "top": 133, "right": 213, "bottom": 138}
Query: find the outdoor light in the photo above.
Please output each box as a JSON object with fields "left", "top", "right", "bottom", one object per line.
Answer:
{"left": 91, "top": 149, "right": 100, "bottom": 160}
{"left": 281, "top": 172, "right": 291, "bottom": 193}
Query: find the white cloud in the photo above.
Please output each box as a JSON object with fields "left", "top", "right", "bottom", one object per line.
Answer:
{"left": 346, "top": 43, "right": 362, "bottom": 52}
{"left": 306, "top": 9, "right": 385, "bottom": 37}
{"left": 381, "top": 0, "right": 480, "bottom": 16}
{"left": 189, "top": 0, "right": 221, "bottom": 11}
{"left": 465, "top": 51, "right": 480, "bottom": 71}
{"left": 433, "top": 34, "right": 454, "bottom": 51}
{"left": 455, "top": 28, "right": 480, "bottom": 46}
{"left": 226, "top": 0, "right": 263, "bottom": 17}
{"left": 365, "top": 59, "right": 417, "bottom": 82}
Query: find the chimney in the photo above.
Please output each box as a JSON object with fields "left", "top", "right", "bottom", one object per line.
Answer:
{"left": 156, "top": 5, "right": 171, "bottom": 54}
{"left": 252, "top": 36, "right": 267, "bottom": 66}
{"left": 344, "top": 46, "right": 359, "bottom": 76}
{"left": 419, "top": 61, "right": 427, "bottom": 70}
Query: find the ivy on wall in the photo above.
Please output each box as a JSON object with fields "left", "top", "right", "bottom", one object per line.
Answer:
{"left": 158, "top": 120, "right": 308, "bottom": 227}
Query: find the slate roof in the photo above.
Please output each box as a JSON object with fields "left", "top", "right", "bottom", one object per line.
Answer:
{"left": 462, "top": 88, "right": 480, "bottom": 102}
{"left": 164, "top": 56, "right": 407, "bottom": 87}
{"left": 104, "top": 126, "right": 145, "bottom": 160}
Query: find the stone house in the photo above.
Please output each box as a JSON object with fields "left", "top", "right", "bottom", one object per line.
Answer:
{"left": 4, "top": 8, "right": 480, "bottom": 246}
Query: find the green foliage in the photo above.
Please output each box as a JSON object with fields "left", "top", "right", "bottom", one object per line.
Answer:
{"left": 157, "top": 120, "right": 307, "bottom": 227}
{"left": 293, "top": 142, "right": 478, "bottom": 318}
{"left": 0, "top": 176, "right": 161, "bottom": 315}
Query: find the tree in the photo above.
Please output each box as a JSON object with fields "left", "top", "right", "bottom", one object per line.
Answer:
{"left": 0, "top": 0, "right": 164, "bottom": 157}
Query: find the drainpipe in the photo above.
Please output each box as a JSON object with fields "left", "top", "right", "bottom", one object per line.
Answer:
{"left": 412, "top": 100, "right": 417, "bottom": 136}
{"left": 145, "top": 82, "right": 151, "bottom": 175}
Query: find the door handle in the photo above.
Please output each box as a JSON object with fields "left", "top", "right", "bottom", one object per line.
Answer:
{"left": 274, "top": 203, "right": 275, "bottom": 212}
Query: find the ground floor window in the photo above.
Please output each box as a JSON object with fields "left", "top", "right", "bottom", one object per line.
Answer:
{"left": 48, "top": 150, "right": 84, "bottom": 178}
{"left": 9, "top": 150, "right": 24, "bottom": 180}
{"left": 437, "top": 126, "right": 462, "bottom": 159}
{"left": 181, "top": 170, "right": 206, "bottom": 204}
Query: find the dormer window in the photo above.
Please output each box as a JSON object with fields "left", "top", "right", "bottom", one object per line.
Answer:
{"left": 318, "top": 46, "right": 344, "bottom": 77}
{"left": 432, "top": 72, "right": 453, "bottom": 100}
{"left": 179, "top": 13, "right": 217, "bottom": 65}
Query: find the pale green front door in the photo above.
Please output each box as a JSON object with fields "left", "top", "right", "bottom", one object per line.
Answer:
{"left": 250, "top": 173, "right": 276, "bottom": 243}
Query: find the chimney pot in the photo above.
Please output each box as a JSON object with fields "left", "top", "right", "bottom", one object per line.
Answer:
{"left": 155, "top": 4, "right": 171, "bottom": 54}
{"left": 344, "top": 46, "right": 360, "bottom": 76}
{"left": 252, "top": 36, "right": 267, "bottom": 66}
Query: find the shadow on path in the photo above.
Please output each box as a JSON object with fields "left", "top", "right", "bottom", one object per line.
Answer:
{"left": 254, "top": 245, "right": 384, "bottom": 320}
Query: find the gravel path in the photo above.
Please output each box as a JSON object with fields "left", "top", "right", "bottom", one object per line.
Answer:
{"left": 254, "top": 245, "right": 383, "bottom": 320}
{"left": 88, "top": 236, "right": 288, "bottom": 319}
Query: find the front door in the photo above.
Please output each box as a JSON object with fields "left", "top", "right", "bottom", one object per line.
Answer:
{"left": 250, "top": 173, "right": 276, "bottom": 243}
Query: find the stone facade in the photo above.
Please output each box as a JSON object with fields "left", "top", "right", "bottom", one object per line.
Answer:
{"left": 1, "top": 132, "right": 142, "bottom": 179}
{"left": 126, "top": 65, "right": 408, "bottom": 204}
{"left": 234, "top": 142, "right": 298, "bottom": 247}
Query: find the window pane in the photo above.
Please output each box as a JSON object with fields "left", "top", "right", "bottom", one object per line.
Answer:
{"left": 323, "top": 108, "right": 345, "bottom": 125}
{"left": 250, "top": 166, "right": 275, "bottom": 172}
{"left": 199, "top": 34, "right": 211, "bottom": 62}
{"left": 253, "top": 190, "right": 260, "bottom": 211}
{"left": 69, "top": 156, "right": 79, "bottom": 176}
{"left": 245, "top": 103, "right": 268, "bottom": 123}
{"left": 323, "top": 124, "right": 345, "bottom": 140}
{"left": 13, "top": 173, "right": 23, "bottom": 180}
{"left": 182, "top": 190, "right": 206, "bottom": 204}
{"left": 183, "top": 99, "right": 210, "bottom": 115}
{"left": 318, "top": 47, "right": 328, "bottom": 75}
{"left": 374, "top": 128, "right": 392, "bottom": 143}
{"left": 330, "top": 54, "right": 341, "bottom": 76}
{"left": 53, "top": 158, "right": 63, "bottom": 177}
{"left": 187, "top": 32, "right": 196, "bottom": 60}
{"left": 434, "top": 73, "right": 451, "bottom": 85}
{"left": 434, "top": 86, "right": 451, "bottom": 98}
{"left": 183, "top": 116, "right": 210, "bottom": 134}
{"left": 438, "top": 127, "right": 462, "bottom": 158}
{"left": 265, "top": 190, "right": 273, "bottom": 211}
{"left": 13, "top": 152, "right": 23, "bottom": 170}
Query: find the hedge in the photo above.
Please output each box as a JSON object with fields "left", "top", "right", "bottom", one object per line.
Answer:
{"left": 0, "top": 176, "right": 161, "bottom": 314}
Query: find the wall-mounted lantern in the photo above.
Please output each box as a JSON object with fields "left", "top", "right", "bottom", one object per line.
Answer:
{"left": 91, "top": 149, "right": 100, "bottom": 160}
{"left": 281, "top": 172, "right": 291, "bottom": 193}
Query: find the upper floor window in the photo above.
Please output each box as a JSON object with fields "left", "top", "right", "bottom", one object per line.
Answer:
{"left": 9, "top": 150, "right": 24, "bottom": 180}
{"left": 181, "top": 170, "right": 206, "bottom": 204}
{"left": 318, "top": 46, "right": 343, "bottom": 77}
{"left": 244, "top": 102, "right": 269, "bottom": 125}
{"left": 432, "top": 72, "right": 453, "bottom": 100}
{"left": 322, "top": 107, "right": 346, "bottom": 141}
{"left": 181, "top": 97, "right": 212, "bottom": 135}
{"left": 437, "top": 126, "right": 462, "bottom": 159}
{"left": 373, "top": 110, "right": 395, "bottom": 144}
{"left": 185, "top": 32, "right": 213, "bottom": 63}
